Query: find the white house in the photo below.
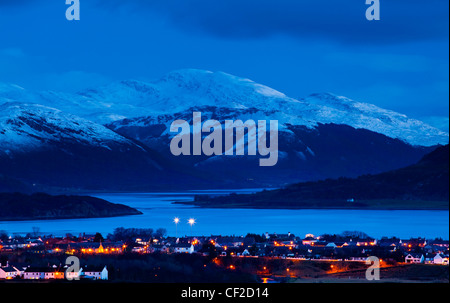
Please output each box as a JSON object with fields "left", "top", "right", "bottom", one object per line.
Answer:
{"left": 405, "top": 253, "right": 424, "bottom": 264}
{"left": 425, "top": 254, "right": 436, "bottom": 264}
{"left": 131, "top": 244, "right": 147, "bottom": 253}
{"left": 83, "top": 266, "right": 108, "bottom": 280}
{"left": 0, "top": 266, "right": 21, "bottom": 280}
{"left": 173, "top": 243, "right": 195, "bottom": 254}
{"left": 23, "top": 267, "right": 48, "bottom": 280}
{"left": 241, "top": 249, "right": 250, "bottom": 256}
{"left": 64, "top": 265, "right": 83, "bottom": 280}
{"left": 23, "top": 266, "right": 65, "bottom": 280}
{"left": 433, "top": 254, "right": 449, "bottom": 265}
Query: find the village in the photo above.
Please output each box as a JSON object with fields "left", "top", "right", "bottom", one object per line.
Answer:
{"left": 0, "top": 229, "right": 448, "bottom": 282}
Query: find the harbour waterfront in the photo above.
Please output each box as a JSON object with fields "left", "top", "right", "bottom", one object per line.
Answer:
{"left": 1, "top": 190, "right": 448, "bottom": 239}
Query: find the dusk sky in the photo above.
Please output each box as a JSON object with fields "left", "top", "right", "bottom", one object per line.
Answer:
{"left": 0, "top": 0, "right": 448, "bottom": 130}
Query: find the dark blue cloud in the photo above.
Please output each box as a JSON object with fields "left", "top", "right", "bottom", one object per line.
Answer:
{"left": 0, "top": 0, "right": 447, "bottom": 121}
{"left": 100, "top": 0, "right": 449, "bottom": 44}
{"left": 0, "top": 0, "right": 32, "bottom": 6}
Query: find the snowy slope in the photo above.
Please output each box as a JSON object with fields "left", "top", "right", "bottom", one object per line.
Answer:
{"left": 0, "top": 69, "right": 448, "bottom": 146}
{"left": 0, "top": 102, "right": 203, "bottom": 190}
{"left": 0, "top": 102, "right": 134, "bottom": 154}
{"left": 300, "top": 93, "right": 449, "bottom": 147}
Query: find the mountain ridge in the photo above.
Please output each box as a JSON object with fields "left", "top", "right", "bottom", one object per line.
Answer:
{"left": 1, "top": 69, "right": 447, "bottom": 146}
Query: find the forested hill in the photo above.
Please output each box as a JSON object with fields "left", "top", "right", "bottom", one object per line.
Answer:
{"left": 192, "top": 145, "right": 449, "bottom": 209}
{"left": 0, "top": 192, "right": 142, "bottom": 221}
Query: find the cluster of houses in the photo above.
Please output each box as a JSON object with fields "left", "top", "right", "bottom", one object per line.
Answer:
{"left": 0, "top": 262, "right": 108, "bottom": 281}
{"left": 149, "top": 233, "right": 449, "bottom": 265}
{"left": 0, "top": 232, "right": 448, "bottom": 280}
{"left": 0, "top": 235, "right": 125, "bottom": 254}
{"left": 405, "top": 253, "right": 449, "bottom": 265}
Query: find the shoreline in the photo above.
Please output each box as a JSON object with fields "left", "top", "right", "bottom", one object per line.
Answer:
{"left": 173, "top": 201, "right": 449, "bottom": 211}
{"left": 0, "top": 212, "right": 143, "bottom": 222}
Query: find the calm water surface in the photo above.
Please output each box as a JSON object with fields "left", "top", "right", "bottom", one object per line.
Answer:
{"left": 1, "top": 190, "right": 448, "bottom": 239}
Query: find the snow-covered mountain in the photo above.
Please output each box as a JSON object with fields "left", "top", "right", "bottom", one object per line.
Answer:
{"left": 0, "top": 69, "right": 447, "bottom": 189}
{"left": 1, "top": 69, "right": 447, "bottom": 146}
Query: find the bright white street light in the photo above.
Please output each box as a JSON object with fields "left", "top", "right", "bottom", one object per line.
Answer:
{"left": 188, "top": 218, "right": 196, "bottom": 236}
{"left": 174, "top": 217, "right": 180, "bottom": 238}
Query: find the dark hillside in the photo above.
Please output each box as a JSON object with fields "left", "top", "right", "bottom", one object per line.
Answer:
{"left": 193, "top": 145, "right": 449, "bottom": 209}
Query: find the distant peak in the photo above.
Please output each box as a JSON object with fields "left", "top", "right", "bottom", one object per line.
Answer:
{"left": 159, "top": 69, "right": 213, "bottom": 82}
{"left": 117, "top": 79, "right": 154, "bottom": 91}
{"left": 158, "top": 69, "right": 252, "bottom": 84}
{"left": 163, "top": 68, "right": 214, "bottom": 76}
{"left": 309, "top": 92, "right": 336, "bottom": 98}
{"left": 118, "top": 79, "right": 146, "bottom": 86}
{"left": 308, "top": 92, "right": 351, "bottom": 102}
{"left": 0, "top": 102, "right": 62, "bottom": 116}
{"left": 0, "top": 82, "right": 25, "bottom": 91}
